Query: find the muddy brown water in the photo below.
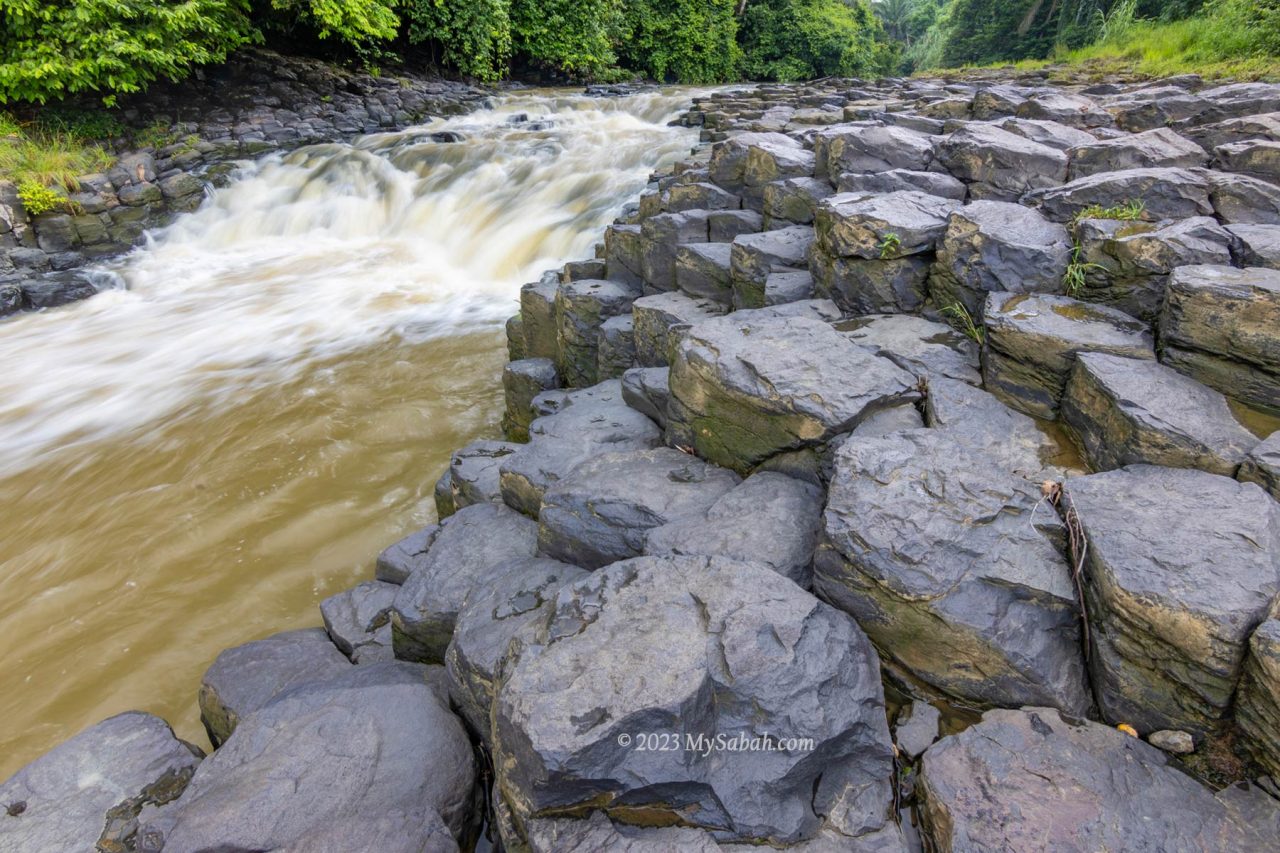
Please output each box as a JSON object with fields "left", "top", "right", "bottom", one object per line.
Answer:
{"left": 0, "top": 89, "right": 701, "bottom": 777}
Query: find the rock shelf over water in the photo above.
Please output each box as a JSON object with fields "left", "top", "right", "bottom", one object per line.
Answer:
{"left": 9, "top": 71, "right": 1280, "bottom": 851}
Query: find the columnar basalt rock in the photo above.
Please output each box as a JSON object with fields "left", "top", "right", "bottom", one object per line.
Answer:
{"left": 936, "top": 123, "right": 1068, "bottom": 200}
{"left": 1238, "top": 618, "right": 1280, "bottom": 778}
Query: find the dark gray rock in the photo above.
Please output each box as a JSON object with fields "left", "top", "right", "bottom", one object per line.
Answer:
{"left": 555, "top": 278, "right": 641, "bottom": 388}
{"left": 668, "top": 313, "right": 919, "bottom": 473}
{"left": 538, "top": 447, "right": 739, "bottom": 569}
{"left": 520, "top": 272, "right": 560, "bottom": 360}
{"left": 1185, "top": 112, "right": 1280, "bottom": 151}
{"left": 376, "top": 523, "right": 439, "bottom": 585}
{"left": 605, "top": 223, "right": 645, "bottom": 286}
{"left": 1238, "top": 618, "right": 1280, "bottom": 778}
{"left": 663, "top": 181, "right": 741, "bottom": 214}
{"left": 818, "top": 124, "right": 936, "bottom": 176}
{"left": 632, "top": 291, "right": 726, "bottom": 367}
{"left": 492, "top": 555, "right": 897, "bottom": 846}
{"left": 1228, "top": 223, "right": 1280, "bottom": 269}
{"left": 894, "top": 701, "right": 941, "bottom": 760}
{"left": 0, "top": 712, "right": 201, "bottom": 853}
{"left": 198, "top": 627, "right": 350, "bottom": 746}
{"left": 1067, "top": 128, "right": 1208, "bottom": 179}
{"left": 620, "top": 366, "right": 671, "bottom": 428}
{"left": 146, "top": 662, "right": 477, "bottom": 851}
{"left": 815, "top": 191, "right": 959, "bottom": 260}
{"left": 1239, "top": 431, "right": 1280, "bottom": 499}
{"left": 641, "top": 211, "right": 711, "bottom": 291}
{"left": 923, "top": 375, "right": 1058, "bottom": 476}
{"left": 597, "top": 313, "right": 637, "bottom": 380}
{"left": 937, "top": 124, "right": 1068, "bottom": 200}
{"left": 814, "top": 430, "right": 1091, "bottom": 714}
{"left": 1159, "top": 265, "right": 1280, "bottom": 413}
{"left": 994, "top": 116, "right": 1098, "bottom": 150}
{"left": 708, "top": 209, "right": 764, "bottom": 242}
{"left": 929, "top": 200, "right": 1071, "bottom": 317}
{"left": 391, "top": 502, "right": 539, "bottom": 663}
{"left": 839, "top": 314, "right": 979, "bottom": 385}
{"left": 439, "top": 439, "right": 521, "bottom": 513}
{"left": 730, "top": 225, "right": 815, "bottom": 308}
{"left": 674, "top": 241, "right": 733, "bottom": 304}
{"left": 1064, "top": 466, "right": 1280, "bottom": 735}
{"left": 835, "top": 169, "right": 966, "bottom": 201}
{"left": 1216, "top": 139, "right": 1280, "bottom": 183}
{"left": 1061, "top": 353, "right": 1257, "bottom": 476}
{"left": 503, "top": 357, "right": 559, "bottom": 441}
{"left": 445, "top": 557, "right": 588, "bottom": 738}
{"left": 320, "top": 580, "right": 399, "bottom": 664}
{"left": 983, "top": 292, "right": 1156, "bottom": 419}
{"left": 1018, "top": 92, "right": 1113, "bottom": 128}
{"left": 761, "top": 177, "right": 832, "bottom": 227}
{"left": 919, "top": 707, "right": 1280, "bottom": 853}
{"left": 1030, "top": 167, "right": 1213, "bottom": 223}
{"left": 709, "top": 132, "right": 812, "bottom": 201}
{"left": 810, "top": 251, "right": 931, "bottom": 314}
{"left": 1206, "top": 170, "right": 1280, "bottom": 224}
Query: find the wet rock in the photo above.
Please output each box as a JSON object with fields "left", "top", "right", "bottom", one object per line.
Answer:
{"left": 597, "top": 313, "right": 636, "bottom": 380}
{"left": 810, "top": 252, "right": 931, "bottom": 314}
{"left": 499, "top": 381, "right": 662, "bottom": 516}
{"left": 503, "top": 358, "right": 560, "bottom": 441}
{"left": 730, "top": 225, "right": 815, "bottom": 308}
{"left": 923, "top": 375, "right": 1058, "bottom": 476}
{"left": 708, "top": 208, "right": 764, "bottom": 242}
{"left": 983, "top": 292, "right": 1156, "bottom": 419}
{"left": 556, "top": 278, "right": 641, "bottom": 388}
{"left": 320, "top": 580, "right": 399, "bottom": 664}
{"left": 1030, "top": 167, "right": 1213, "bottom": 223}
{"left": 445, "top": 557, "right": 588, "bottom": 738}
{"left": 644, "top": 471, "right": 823, "bottom": 587}
{"left": 937, "top": 124, "right": 1068, "bottom": 200}
{"left": 839, "top": 314, "right": 979, "bottom": 385}
{"left": 1159, "top": 265, "right": 1280, "bottom": 412}
{"left": 761, "top": 177, "right": 832, "bottom": 227}
{"left": 894, "top": 701, "right": 941, "bottom": 760}
{"left": 1067, "top": 128, "right": 1208, "bottom": 179}
{"left": 620, "top": 366, "right": 671, "bottom": 428}
{"left": 919, "top": 707, "right": 1280, "bottom": 852}
{"left": 146, "top": 662, "right": 477, "bottom": 851}
{"left": 929, "top": 200, "right": 1071, "bottom": 317}
{"left": 1239, "top": 619, "right": 1280, "bottom": 777}
{"left": 814, "top": 430, "right": 1090, "bottom": 714}
{"left": 818, "top": 124, "right": 936, "bottom": 177}
{"left": 1149, "top": 730, "right": 1196, "bottom": 755}
{"left": 835, "top": 168, "right": 967, "bottom": 201}
{"left": 675, "top": 241, "right": 733, "bottom": 304}
{"left": 561, "top": 258, "right": 608, "bottom": 282}
{"left": 815, "top": 191, "right": 958, "bottom": 260}
{"left": 1064, "top": 466, "right": 1280, "bottom": 735}
{"left": 1206, "top": 170, "right": 1280, "bottom": 224}
{"left": 391, "top": 502, "right": 539, "bottom": 663}
{"left": 1074, "top": 216, "right": 1235, "bottom": 322}
{"left": 1239, "top": 431, "right": 1280, "bottom": 499}
{"left": 1061, "top": 353, "right": 1257, "bottom": 476}
{"left": 668, "top": 312, "right": 919, "bottom": 473}
{"left": 0, "top": 712, "right": 201, "bottom": 853}
{"left": 520, "top": 272, "right": 560, "bottom": 360}
{"left": 1229, "top": 223, "right": 1280, "bottom": 269}
{"left": 538, "top": 447, "right": 739, "bottom": 569}
{"left": 492, "top": 554, "right": 897, "bottom": 845}
{"left": 632, "top": 291, "right": 726, "bottom": 367}
{"left": 198, "top": 628, "right": 350, "bottom": 747}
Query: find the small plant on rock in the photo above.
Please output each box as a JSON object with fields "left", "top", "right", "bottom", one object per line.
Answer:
{"left": 940, "top": 299, "right": 984, "bottom": 345}
{"left": 16, "top": 181, "right": 65, "bottom": 217}
{"left": 1073, "top": 198, "right": 1146, "bottom": 224}
{"left": 879, "top": 232, "right": 902, "bottom": 259}
{"left": 1064, "top": 244, "right": 1106, "bottom": 298}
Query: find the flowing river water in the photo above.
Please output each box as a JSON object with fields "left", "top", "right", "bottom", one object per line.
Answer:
{"left": 0, "top": 89, "right": 701, "bottom": 777}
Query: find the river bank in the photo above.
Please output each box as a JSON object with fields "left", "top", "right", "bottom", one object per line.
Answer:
{"left": 6, "top": 71, "right": 1280, "bottom": 850}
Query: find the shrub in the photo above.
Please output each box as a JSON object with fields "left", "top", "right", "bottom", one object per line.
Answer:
{"left": 265, "top": 0, "right": 400, "bottom": 47}
{"left": 0, "top": 0, "right": 257, "bottom": 105}
{"left": 739, "top": 0, "right": 891, "bottom": 81}
{"left": 403, "top": 0, "right": 512, "bottom": 81}
{"left": 614, "top": 0, "right": 741, "bottom": 83}
{"left": 16, "top": 180, "right": 65, "bottom": 216}
{"left": 509, "top": 0, "right": 618, "bottom": 75}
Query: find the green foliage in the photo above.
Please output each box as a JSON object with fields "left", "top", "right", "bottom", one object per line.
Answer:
{"left": 268, "top": 0, "right": 399, "bottom": 45}
{"left": 0, "top": 121, "right": 113, "bottom": 189}
{"left": 509, "top": 0, "right": 618, "bottom": 75}
{"left": 0, "top": 0, "right": 257, "bottom": 105}
{"left": 403, "top": 0, "right": 511, "bottom": 81}
{"left": 879, "top": 232, "right": 902, "bottom": 259}
{"left": 1063, "top": 244, "right": 1105, "bottom": 297}
{"left": 16, "top": 180, "right": 64, "bottom": 216}
{"left": 739, "top": 0, "right": 891, "bottom": 81}
{"left": 1073, "top": 199, "right": 1146, "bottom": 223}
{"left": 614, "top": 0, "right": 741, "bottom": 83}
{"left": 939, "top": 299, "right": 984, "bottom": 344}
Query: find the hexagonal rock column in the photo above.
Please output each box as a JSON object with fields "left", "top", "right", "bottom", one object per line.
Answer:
{"left": 919, "top": 707, "right": 1280, "bottom": 852}
{"left": 667, "top": 313, "right": 920, "bottom": 474}
{"left": 1158, "top": 265, "right": 1280, "bottom": 413}
{"left": 632, "top": 291, "right": 726, "bottom": 368}
{"left": 729, "top": 225, "right": 815, "bottom": 309}
{"left": 708, "top": 132, "right": 813, "bottom": 204}
{"left": 1063, "top": 466, "right": 1280, "bottom": 735}
{"left": 555, "top": 278, "right": 642, "bottom": 389}
{"left": 1066, "top": 127, "right": 1208, "bottom": 179}
{"left": 491, "top": 555, "right": 897, "bottom": 847}
{"left": 936, "top": 123, "right": 1067, "bottom": 201}
{"left": 815, "top": 124, "right": 936, "bottom": 179}
{"left": 1060, "top": 353, "right": 1258, "bottom": 476}
{"left": 928, "top": 200, "right": 1072, "bottom": 318}
{"left": 1029, "top": 167, "right": 1213, "bottom": 223}
{"left": 982, "top": 292, "right": 1156, "bottom": 419}
{"left": 814, "top": 430, "right": 1091, "bottom": 715}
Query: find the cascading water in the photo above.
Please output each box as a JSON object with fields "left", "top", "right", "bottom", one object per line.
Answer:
{"left": 0, "top": 89, "right": 701, "bottom": 776}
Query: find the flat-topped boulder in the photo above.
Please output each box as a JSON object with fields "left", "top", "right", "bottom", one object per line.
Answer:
{"left": 538, "top": 447, "right": 740, "bottom": 569}
{"left": 597, "top": 314, "right": 636, "bottom": 379}
{"left": 1238, "top": 618, "right": 1280, "bottom": 778}
{"left": 811, "top": 251, "right": 932, "bottom": 314}
{"left": 502, "top": 358, "right": 559, "bottom": 441}
{"left": 668, "top": 313, "right": 920, "bottom": 473}
{"left": 814, "top": 190, "right": 959, "bottom": 259}
{"left": 983, "top": 292, "right": 1155, "bottom": 419}
{"left": 761, "top": 176, "right": 832, "bottom": 226}
{"left": 492, "top": 555, "right": 897, "bottom": 846}
{"left": 641, "top": 211, "right": 712, "bottom": 292}
{"left": 1061, "top": 353, "right": 1258, "bottom": 476}
{"left": 1216, "top": 139, "right": 1280, "bottom": 184}
{"left": 198, "top": 628, "right": 350, "bottom": 747}
{"left": 445, "top": 557, "right": 588, "bottom": 739}
{"left": 499, "top": 381, "right": 662, "bottom": 515}
{"left": 1229, "top": 223, "right": 1280, "bottom": 269}
{"left": 519, "top": 272, "right": 560, "bottom": 360}
{"left": 1185, "top": 112, "right": 1280, "bottom": 151}
{"left": 937, "top": 123, "right": 1068, "bottom": 200}
{"left": 320, "top": 580, "right": 398, "bottom": 664}
{"left": 835, "top": 168, "right": 966, "bottom": 200}
{"left": 391, "top": 502, "right": 539, "bottom": 663}
{"left": 1067, "top": 127, "right": 1208, "bottom": 179}
{"left": 1074, "top": 216, "right": 1235, "bottom": 321}
{"left": 1029, "top": 167, "right": 1213, "bottom": 222}
{"left": 814, "top": 430, "right": 1090, "bottom": 714}
{"left": 675, "top": 241, "right": 734, "bottom": 304}
{"left": 994, "top": 116, "right": 1098, "bottom": 150}
{"left": 1240, "top": 430, "right": 1280, "bottom": 499}
{"left": 838, "top": 314, "right": 979, "bottom": 385}
{"left": 919, "top": 707, "right": 1280, "bottom": 852}
{"left": 759, "top": 269, "right": 814, "bottom": 305}
{"left": 1159, "top": 265, "right": 1280, "bottom": 412}
{"left": 709, "top": 132, "right": 813, "bottom": 201}
{"left": 929, "top": 200, "right": 1071, "bottom": 316}
{"left": 1017, "top": 92, "right": 1113, "bottom": 128}
{"left": 632, "top": 291, "right": 726, "bottom": 367}
{"left": 435, "top": 439, "right": 520, "bottom": 515}
{"left": 555, "top": 278, "right": 642, "bottom": 388}
{"left": 644, "top": 471, "right": 823, "bottom": 587}
{"left": 1064, "top": 466, "right": 1280, "bottom": 735}
{"left": 923, "top": 375, "right": 1058, "bottom": 476}
{"left": 0, "top": 712, "right": 202, "bottom": 853}
{"left": 730, "top": 225, "right": 815, "bottom": 308}
{"left": 1206, "top": 170, "right": 1280, "bottom": 224}
{"left": 817, "top": 123, "right": 935, "bottom": 177}
{"left": 144, "top": 662, "right": 477, "bottom": 852}
{"left": 662, "top": 181, "right": 741, "bottom": 214}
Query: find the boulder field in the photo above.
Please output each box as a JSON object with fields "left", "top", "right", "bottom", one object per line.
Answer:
{"left": 9, "top": 72, "right": 1280, "bottom": 850}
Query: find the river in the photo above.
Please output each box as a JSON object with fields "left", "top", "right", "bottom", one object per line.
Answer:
{"left": 0, "top": 89, "right": 700, "bottom": 777}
